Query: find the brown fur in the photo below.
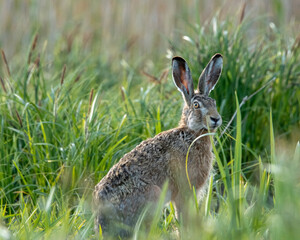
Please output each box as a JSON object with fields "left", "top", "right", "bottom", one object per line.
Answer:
{"left": 93, "top": 54, "right": 223, "bottom": 238}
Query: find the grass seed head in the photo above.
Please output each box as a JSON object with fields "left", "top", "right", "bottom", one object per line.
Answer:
{"left": 1, "top": 49, "right": 11, "bottom": 77}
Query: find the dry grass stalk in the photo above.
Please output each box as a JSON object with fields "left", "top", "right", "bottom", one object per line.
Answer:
{"left": 141, "top": 70, "right": 160, "bottom": 83}
{"left": 1, "top": 50, "right": 11, "bottom": 77}
{"left": 61, "top": 64, "right": 67, "bottom": 86}
{"left": 34, "top": 54, "right": 40, "bottom": 68}
{"left": 0, "top": 76, "right": 7, "bottom": 93}
{"left": 27, "top": 34, "right": 39, "bottom": 64}
{"left": 239, "top": 1, "right": 247, "bottom": 24}
{"left": 15, "top": 110, "right": 23, "bottom": 128}
{"left": 158, "top": 68, "right": 170, "bottom": 82}
{"left": 74, "top": 70, "right": 84, "bottom": 83}
{"left": 66, "top": 27, "right": 79, "bottom": 52}
{"left": 124, "top": 35, "right": 138, "bottom": 52}
{"left": 141, "top": 68, "right": 170, "bottom": 84}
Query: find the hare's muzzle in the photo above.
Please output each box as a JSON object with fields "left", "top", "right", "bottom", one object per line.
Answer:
{"left": 209, "top": 116, "right": 222, "bottom": 130}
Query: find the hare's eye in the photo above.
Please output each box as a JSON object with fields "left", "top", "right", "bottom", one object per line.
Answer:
{"left": 194, "top": 102, "right": 200, "bottom": 109}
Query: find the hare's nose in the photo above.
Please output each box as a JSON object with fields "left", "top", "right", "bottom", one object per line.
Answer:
{"left": 210, "top": 117, "right": 220, "bottom": 124}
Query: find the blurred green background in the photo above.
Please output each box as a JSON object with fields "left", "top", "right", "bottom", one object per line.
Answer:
{"left": 1, "top": 0, "right": 299, "bottom": 60}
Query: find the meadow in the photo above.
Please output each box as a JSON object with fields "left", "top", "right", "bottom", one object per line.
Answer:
{"left": 0, "top": 1, "right": 299, "bottom": 239}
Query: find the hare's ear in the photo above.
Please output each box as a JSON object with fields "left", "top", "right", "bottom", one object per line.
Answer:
{"left": 172, "top": 57, "right": 194, "bottom": 105}
{"left": 198, "top": 54, "right": 223, "bottom": 96}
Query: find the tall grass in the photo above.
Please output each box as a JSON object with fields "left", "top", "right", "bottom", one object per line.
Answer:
{"left": 0, "top": 1, "right": 299, "bottom": 239}
{"left": 171, "top": 16, "right": 299, "bottom": 160}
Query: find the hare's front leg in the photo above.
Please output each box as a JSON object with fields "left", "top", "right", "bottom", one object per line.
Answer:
{"left": 172, "top": 188, "right": 193, "bottom": 238}
{"left": 120, "top": 184, "right": 163, "bottom": 232}
{"left": 172, "top": 193, "right": 189, "bottom": 240}
{"left": 173, "top": 192, "right": 187, "bottom": 222}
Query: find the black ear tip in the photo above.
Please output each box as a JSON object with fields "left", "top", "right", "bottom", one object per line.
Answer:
{"left": 212, "top": 53, "right": 223, "bottom": 59}
{"left": 172, "top": 56, "right": 187, "bottom": 64}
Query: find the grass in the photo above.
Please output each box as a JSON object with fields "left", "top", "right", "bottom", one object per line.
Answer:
{"left": 0, "top": 1, "right": 300, "bottom": 239}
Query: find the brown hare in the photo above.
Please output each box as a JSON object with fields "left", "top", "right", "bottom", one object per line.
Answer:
{"left": 93, "top": 54, "right": 223, "bottom": 238}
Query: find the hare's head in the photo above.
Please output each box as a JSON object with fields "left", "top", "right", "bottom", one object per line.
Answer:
{"left": 172, "top": 54, "right": 223, "bottom": 132}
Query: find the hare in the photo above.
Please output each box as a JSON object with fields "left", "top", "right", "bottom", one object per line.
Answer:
{"left": 93, "top": 54, "right": 223, "bottom": 238}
